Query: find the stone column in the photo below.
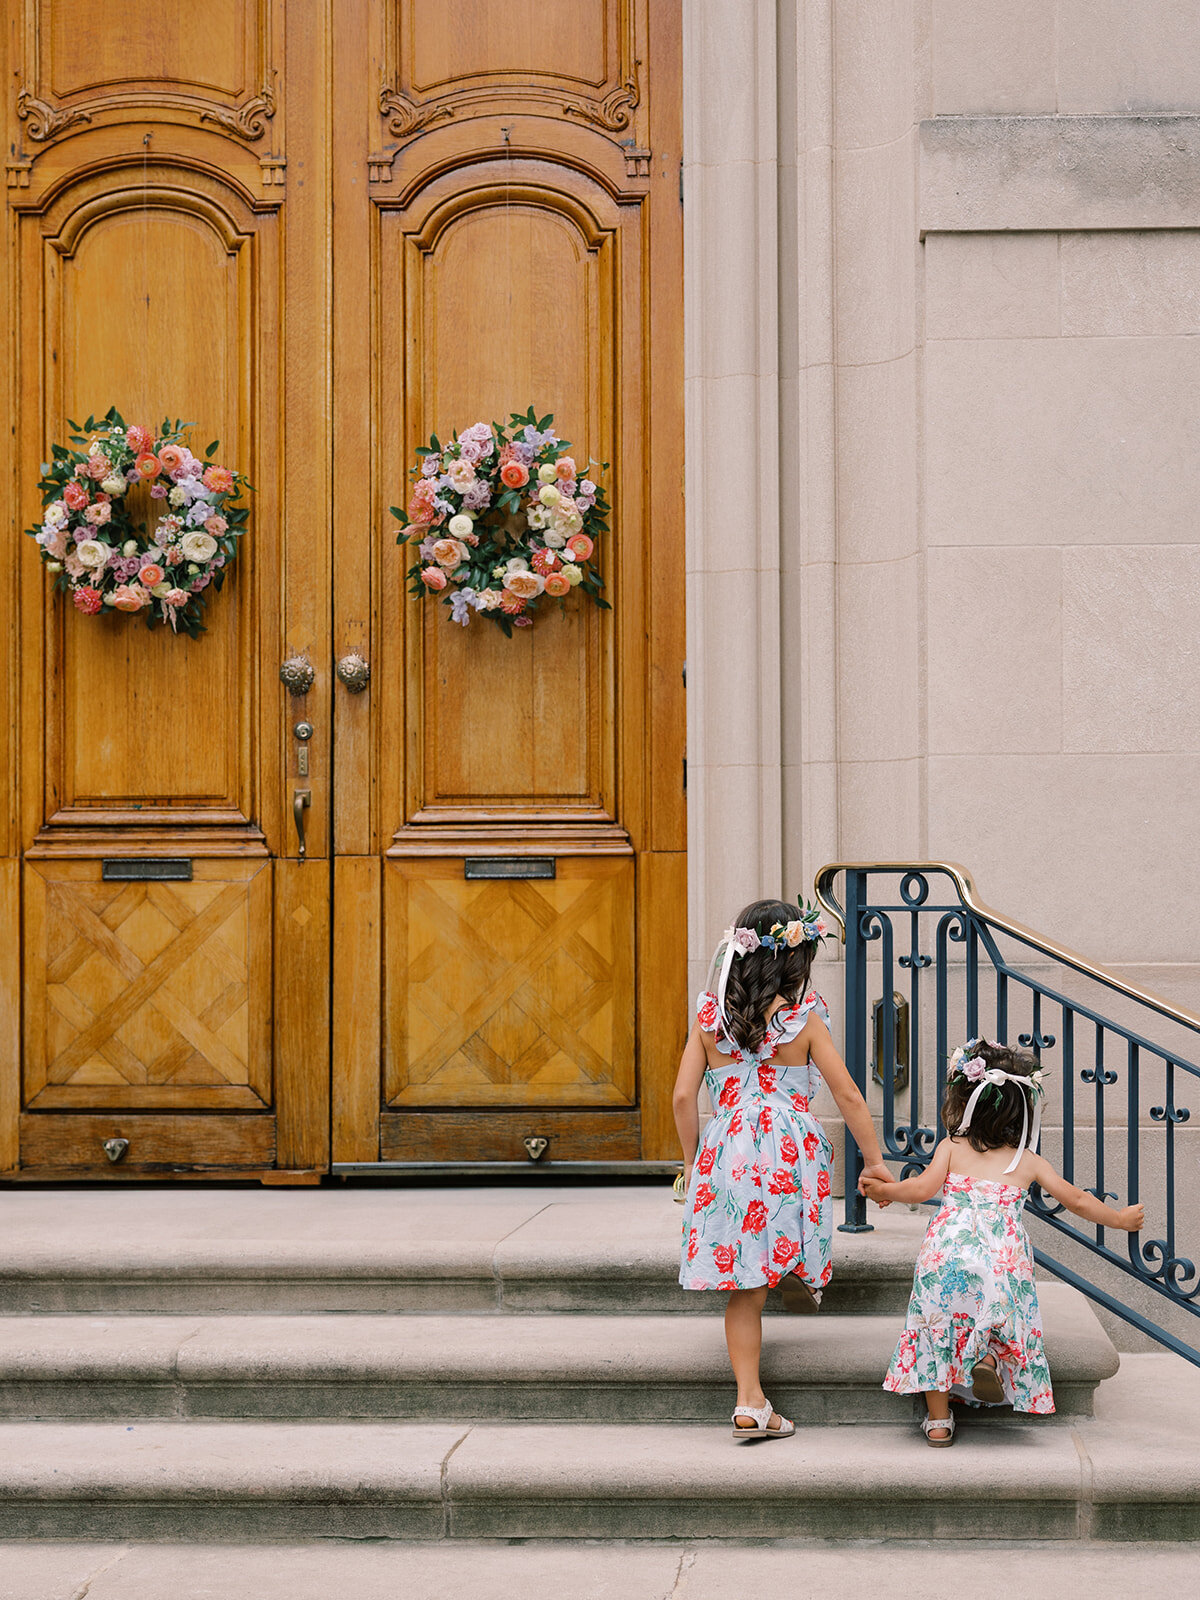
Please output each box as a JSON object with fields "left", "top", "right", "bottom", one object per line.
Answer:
{"left": 683, "top": 0, "right": 784, "bottom": 994}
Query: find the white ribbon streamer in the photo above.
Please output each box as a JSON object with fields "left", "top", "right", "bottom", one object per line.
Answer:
{"left": 956, "top": 1066, "right": 1043, "bottom": 1173}
{"left": 714, "top": 927, "right": 739, "bottom": 1031}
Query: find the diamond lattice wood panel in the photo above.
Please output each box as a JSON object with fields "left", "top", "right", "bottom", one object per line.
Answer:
{"left": 385, "top": 858, "right": 634, "bottom": 1108}
{"left": 23, "top": 860, "right": 271, "bottom": 1110}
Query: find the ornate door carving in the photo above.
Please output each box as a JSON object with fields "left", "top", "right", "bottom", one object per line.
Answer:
{"left": 330, "top": 0, "right": 685, "bottom": 1168}
{"left": 1, "top": 0, "right": 683, "bottom": 1178}
{"left": 1, "top": 0, "right": 331, "bottom": 1178}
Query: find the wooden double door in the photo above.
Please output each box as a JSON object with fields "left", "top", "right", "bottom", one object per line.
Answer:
{"left": 0, "top": 0, "right": 684, "bottom": 1180}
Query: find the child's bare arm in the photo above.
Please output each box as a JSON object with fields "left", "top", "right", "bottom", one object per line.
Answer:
{"left": 672, "top": 1022, "right": 707, "bottom": 1185}
{"left": 803, "top": 1015, "right": 895, "bottom": 1191}
{"left": 861, "top": 1139, "right": 952, "bottom": 1205}
{"left": 1029, "top": 1154, "right": 1144, "bottom": 1231}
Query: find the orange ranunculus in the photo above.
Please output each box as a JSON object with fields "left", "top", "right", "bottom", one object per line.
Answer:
{"left": 138, "top": 564, "right": 165, "bottom": 589}
{"left": 500, "top": 460, "right": 529, "bottom": 489}
{"left": 111, "top": 583, "right": 150, "bottom": 612}
{"left": 135, "top": 452, "right": 160, "bottom": 478}
{"left": 157, "top": 444, "right": 184, "bottom": 473}
{"left": 203, "top": 465, "right": 234, "bottom": 494}
{"left": 565, "top": 533, "right": 593, "bottom": 562}
{"left": 543, "top": 572, "right": 570, "bottom": 598}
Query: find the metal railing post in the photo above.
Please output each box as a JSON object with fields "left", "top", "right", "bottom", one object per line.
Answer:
{"left": 839, "top": 867, "right": 872, "bottom": 1232}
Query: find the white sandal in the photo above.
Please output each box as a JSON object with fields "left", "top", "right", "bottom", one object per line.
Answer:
{"left": 921, "top": 1412, "right": 955, "bottom": 1447}
{"left": 731, "top": 1398, "right": 795, "bottom": 1442}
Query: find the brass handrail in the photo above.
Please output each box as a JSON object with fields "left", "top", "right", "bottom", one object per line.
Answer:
{"left": 814, "top": 860, "right": 1200, "bottom": 1039}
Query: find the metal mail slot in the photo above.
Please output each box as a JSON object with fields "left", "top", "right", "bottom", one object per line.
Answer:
{"left": 463, "top": 857, "right": 556, "bottom": 881}
{"left": 102, "top": 858, "right": 193, "bottom": 882}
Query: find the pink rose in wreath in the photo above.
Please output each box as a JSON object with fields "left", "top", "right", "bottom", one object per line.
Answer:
{"left": 431, "top": 538, "right": 468, "bottom": 570}
{"left": 420, "top": 566, "right": 447, "bottom": 590}
{"left": 64, "top": 482, "right": 89, "bottom": 512}
{"left": 503, "top": 570, "right": 544, "bottom": 601}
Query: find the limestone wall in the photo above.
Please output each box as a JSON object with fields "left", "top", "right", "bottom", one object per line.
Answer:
{"left": 686, "top": 1, "right": 1200, "bottom": 1002}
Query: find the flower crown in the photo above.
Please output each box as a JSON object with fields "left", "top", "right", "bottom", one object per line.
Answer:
{"left": 949, "top": 1038, "right": 1048, "bottom": 1099}
{"left": 725, "top": 900, "right": 828, "bottom": 958}
{"left": 947, "top": 1038, "right": 1049, "bottom": 1173}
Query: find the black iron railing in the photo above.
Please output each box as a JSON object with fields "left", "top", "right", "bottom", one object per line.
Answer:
{"left": 815, "top": 863, "right": 1200, "bottom": 1368}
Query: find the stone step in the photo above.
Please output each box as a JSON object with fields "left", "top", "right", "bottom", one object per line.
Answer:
{"left": 0, "top": 1284, "right": 1116, "bottom": 1424}
{"left": 0, "top": 1189, "right": 927, "bottom": 1316}
{"left": 0, "top": 1356, "right": 1194, "bottom": 1543}
{"left": 5, "top": 1539, "right": 1200, "bottom": 1600}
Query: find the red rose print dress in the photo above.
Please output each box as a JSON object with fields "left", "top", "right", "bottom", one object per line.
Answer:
{"left": 679, "top": 989, "right": 834, "bottom": 1292}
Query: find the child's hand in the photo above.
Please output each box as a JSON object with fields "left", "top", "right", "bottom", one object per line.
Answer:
{"left": 859, "top": 1163, "right": 894, "bottom": 1207}
{"left": 1117, "top": 1202, "right": 1144, "bottom": 1232}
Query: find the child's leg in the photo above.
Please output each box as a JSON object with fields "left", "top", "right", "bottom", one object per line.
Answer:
{"left": 924, "top": 1389, "right": 952, "bottom": 1441}
{"left": 725, "top": 1287, "right": 786, "bottom": 1428}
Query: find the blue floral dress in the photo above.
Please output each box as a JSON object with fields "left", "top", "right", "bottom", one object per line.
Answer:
{"left": 679, "top": 989, "right": 834, "bottom": 1292}
{"left": 883, "top": 1173, "right": 1055, "bottom": 1413}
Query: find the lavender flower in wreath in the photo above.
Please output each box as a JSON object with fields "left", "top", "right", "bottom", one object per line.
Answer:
{"left": 730, "top": 927, "right": 761, "bottom": 955}
{"left": 449, "top": 588, "right": 479, "bottom": 627}
{"left": 462, "top": 478, "right": 491, "bottom": 512}
{"left": 421, "top": 455, "right": 441, "bottom": 478}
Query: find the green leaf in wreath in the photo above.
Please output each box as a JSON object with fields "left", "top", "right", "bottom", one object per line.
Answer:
{"left": 206, "top": 439, "right": 220, "bottom": 458}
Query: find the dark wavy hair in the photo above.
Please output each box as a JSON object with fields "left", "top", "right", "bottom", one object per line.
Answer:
{"left": 722, "top": 899, "right": 818, "bottom": 1054}
{"left": 942, "top": 1040, "right": 1040, "bottom": 1152}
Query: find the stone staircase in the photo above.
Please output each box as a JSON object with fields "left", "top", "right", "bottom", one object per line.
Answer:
{"left": 0, "top": 1186, "right": 1198, "bottom": 1549}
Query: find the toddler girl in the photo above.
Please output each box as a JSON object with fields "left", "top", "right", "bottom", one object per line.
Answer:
{"left": 862, "top": 1037, "right": 1144, "bottom": 1445}
{"left": 674, "top": 898, "right": 895, "bottom": 1442}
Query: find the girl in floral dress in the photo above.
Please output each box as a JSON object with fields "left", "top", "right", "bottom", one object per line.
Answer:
{"left": 674, "top": 898, "right": 895, "bottom": 1442}
{"left": 862, "top": 1038, "right": 1144, "bottom": 1446}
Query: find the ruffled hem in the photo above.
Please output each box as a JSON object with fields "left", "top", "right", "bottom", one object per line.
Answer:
{"left": 883, "top": 1322, "right": 1055, "bottom": 1415}
{"left": 679, "top": 1259, "right": 833, "bottom": 1293}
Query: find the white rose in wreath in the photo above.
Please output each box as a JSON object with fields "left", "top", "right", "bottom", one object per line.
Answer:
{"left": 75, "top": 539, "right": 111, "bottom": 569}
{"left": 181, "top": 531, "right": 218, "bottom": 563}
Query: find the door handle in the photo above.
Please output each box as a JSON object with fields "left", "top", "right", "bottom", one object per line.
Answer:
{"left": 293, "top": 788, "right": 311, "bottom": 860}
{"left": 336, "top": 652, "right": 370, "bottom": 693}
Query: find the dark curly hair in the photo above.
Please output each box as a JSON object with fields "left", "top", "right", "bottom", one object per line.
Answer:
{"left": 942, "top": 1039, "right": 1041, "bottom": 1153}
{"left": 722, "top": 899, "right": 819, "bottom": 1054}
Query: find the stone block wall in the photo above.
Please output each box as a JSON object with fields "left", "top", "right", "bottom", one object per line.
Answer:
{"left": 686, "top": 1, "right": 1200, "bottom": 1002}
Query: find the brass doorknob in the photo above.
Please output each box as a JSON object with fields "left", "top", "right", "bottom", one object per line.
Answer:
{"left": 336, "top": 652, "right": 370, "bottom": 693}
{"left": 280, "top": 655, "right": 315, "bottom": 696}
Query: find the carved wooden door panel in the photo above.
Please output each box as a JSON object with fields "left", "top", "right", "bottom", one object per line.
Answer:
{"left": 329, "top": 0, "right": 686, "bottom": 1168}
{"left": 1, "top": 2, "right": 331, "bottom": 1178}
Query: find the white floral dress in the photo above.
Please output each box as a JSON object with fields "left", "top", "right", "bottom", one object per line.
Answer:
{"left": 883, "top": 1172, "right": 1055, "bottom": 1413}
{"left": 679, "top": 989, "right": 834, "bottom": 1292}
